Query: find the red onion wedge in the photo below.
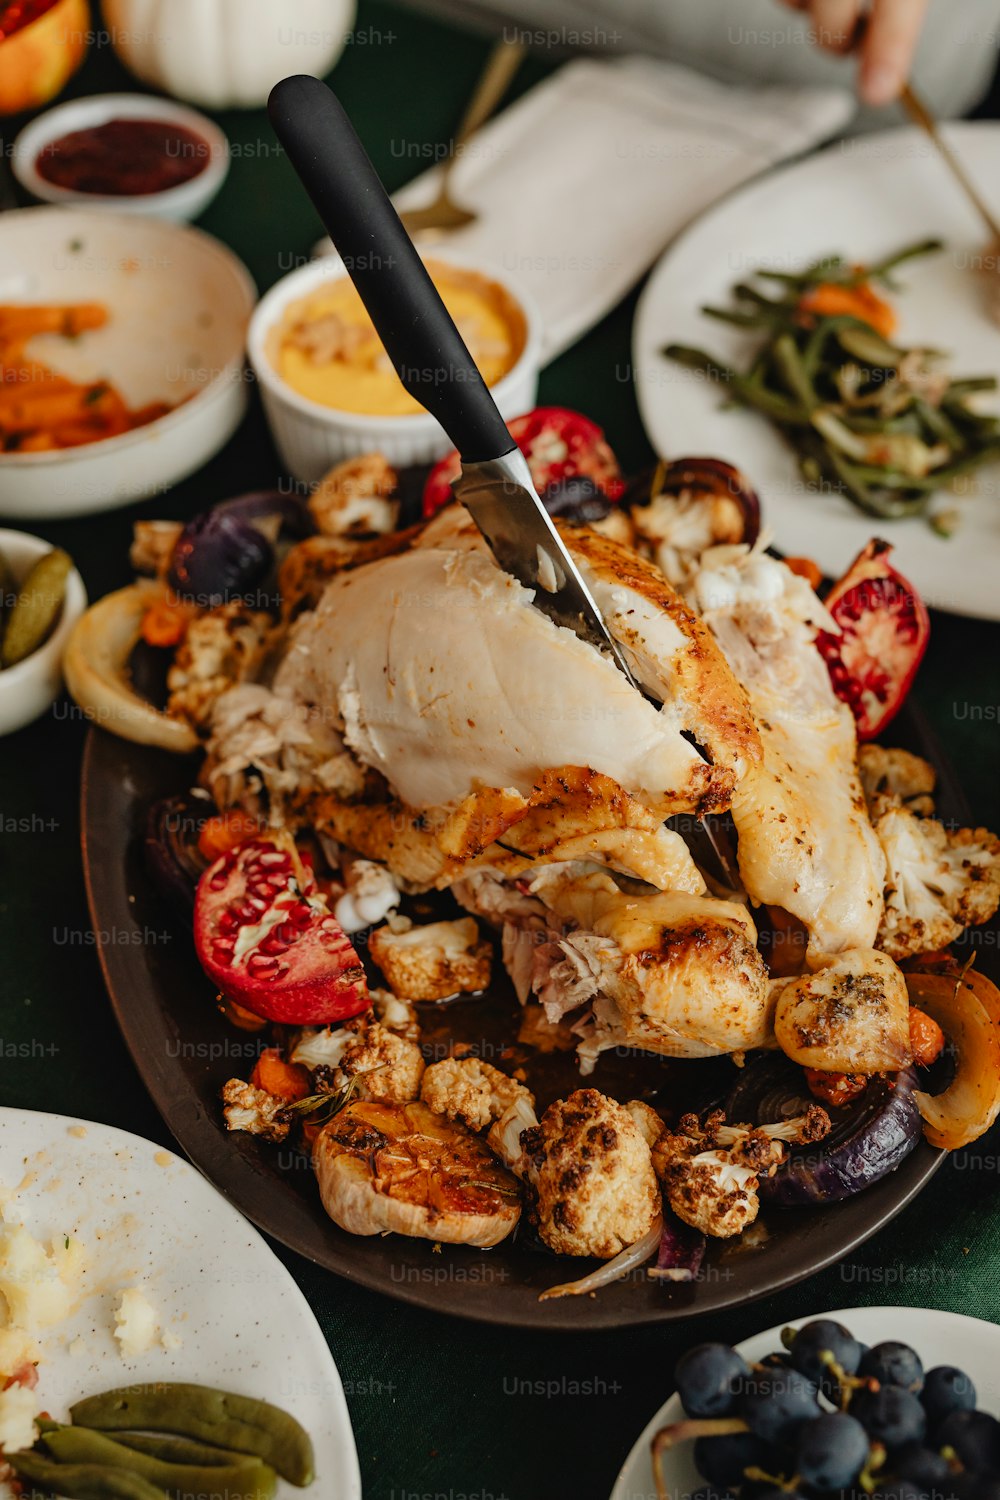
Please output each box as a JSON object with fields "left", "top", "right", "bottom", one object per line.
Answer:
{"left": 648, "top": 1212, "right": 706, "bottom": 1283}
{"left": 727, "top": 1053, "right": 923, "bottom": 1206}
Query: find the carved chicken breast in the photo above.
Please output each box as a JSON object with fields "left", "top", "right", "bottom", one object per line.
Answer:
{"left": 273, "top": 509, "right": 759, "bottom": 818}
{"left": 525, "top": 868, "right": 774, "bottom": 1062}
{"left": 690, "top": 546, "right": 885, "bottom": 960}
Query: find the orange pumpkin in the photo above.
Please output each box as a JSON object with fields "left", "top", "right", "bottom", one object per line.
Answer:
{"left": 0, "top": 0, "right": 89, "bottom": 116}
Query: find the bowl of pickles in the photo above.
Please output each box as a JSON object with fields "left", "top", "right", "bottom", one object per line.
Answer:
{"left": 0, "top": 527, "right": 86, "bottom": 734}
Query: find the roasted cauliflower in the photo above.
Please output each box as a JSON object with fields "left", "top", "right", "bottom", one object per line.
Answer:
{"left": 329, "top": 1016, "right": 424, "bottom": 1104}
{"left": 167, "top": 603, "right": 274, "bottom": 732}
{"left": 518, "top": 1089, "right": 660, "bottom": 1259}
{"left": 874, "top": 806, "right": 1000, "bottom": 959}
{"left": 220, "top": 1079, "right": 291, "bottom": 1143}
{"left": 652, "top": 1109, "right": 829, "bottom": 1238}
{"left": 308, "top": 454, "right": 400, "bottom": 538}
{"left": 369, "top": 917, "right": 492, "bottom": 1001}
{"left": 859, "top": 745, "right": 936, "bottom": 820}
{"left": 420, "top": 1058, "right": 534, "bottom": 1133}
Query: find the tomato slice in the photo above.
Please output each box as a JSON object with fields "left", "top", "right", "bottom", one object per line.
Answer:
{"left": 193, "top": 837, "right": 368, "bottom": 1024}
{"left": 422, "top": 406, "right": 623, "bottom": 517}
{"left": 816, "top": 539, "right": 929, "bottom": 740}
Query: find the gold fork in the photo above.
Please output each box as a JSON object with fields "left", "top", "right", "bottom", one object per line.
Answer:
{"left": 900, "top": 81, "right": 1000, "bottom": 247}
{"left": 398, "top": 38, "right": 524, "bottom": 239}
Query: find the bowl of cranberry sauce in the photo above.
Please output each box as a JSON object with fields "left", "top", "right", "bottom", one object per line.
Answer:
{"left": 13, "top": 93, "right": 229, "bottom": 222}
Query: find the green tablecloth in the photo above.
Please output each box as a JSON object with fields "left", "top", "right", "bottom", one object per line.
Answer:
{"left": 1, "top": 7, "right": 999, "bottom": 1497}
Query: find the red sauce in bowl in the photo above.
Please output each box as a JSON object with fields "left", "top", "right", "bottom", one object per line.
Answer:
{"left": 0, "top": 0, "right": 61, "bottom": 41}
{"left": 35, "top": 118, "right": 211, "bottom": 197}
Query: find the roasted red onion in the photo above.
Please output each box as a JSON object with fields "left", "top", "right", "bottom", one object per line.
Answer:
{"left": 168, "top": 491, "right": 314, "bottom": 606}
{"left": 624, "top": 456, "right": 761, "bottom": 546}
{"left": 727, "top": 1053, "right": 923, "bottom": 1206}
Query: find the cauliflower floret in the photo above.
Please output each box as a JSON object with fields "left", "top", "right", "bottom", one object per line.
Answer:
{"left": 309, "top": 454, "right": 400, "bottom": 537}
{"left": 420, "top": 1058, "right": 534, "bottom": 1133}
{"left": 369, "top": 917, "right": 492, "bottom": 1001}
{"left": 334, "top": 858, "right": 400, "bottom": 933}
{"left": 519, "top": 1089, "right": 660, "bottom": 1259}
{"left": 859, "top": 745, "right": 936, "bottom": 820}
{"left": 371, "top": 988, "right": 420, "bottom": 1041}
{"left": 652, "top": 1108, "right": 828, "bottom": 1239}
{"left": 220, "top": 1079, "right": 291, "bottom": 1143}
{"left": 630, "top": 489, "right": 746, "bottom": 589}
{"left": 129, "top": 519, "right": 183, "bottom": 578}
{"left": 167, "top": 603, "right": 274, "bottom": 732}
{"left": 625, "top": 1099, "right": 665, "bottom": 1148}
{"left": 874, "top": 806, "right": 1000, "bottom": 960}
{"left": 327, "top": 1016, "right": 425, "bottom": 1104}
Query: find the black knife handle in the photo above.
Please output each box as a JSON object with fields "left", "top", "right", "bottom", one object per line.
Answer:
{"left": 268, "top": 74, "right": 514, "bottom": 464}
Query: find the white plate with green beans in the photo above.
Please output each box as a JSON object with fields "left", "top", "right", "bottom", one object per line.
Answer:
{"left": 632, "top": 121, "right": 1000, "bottom": 620}
{"left": 0, "top": 1107, "right": 361, "bottom": 1499}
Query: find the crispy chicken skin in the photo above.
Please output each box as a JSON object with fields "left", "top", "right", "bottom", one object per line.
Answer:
{"left": 520, "top": 1089, "right": 660, "bottom": 1258}
{"left": 771, "top": 948, "right": 912, "bottom": 1073}
{"left": 563, "top": 523, "right": 762, "bottom": 807}
{"left": 690, "top": 546, "right": 886, "bottom": 959}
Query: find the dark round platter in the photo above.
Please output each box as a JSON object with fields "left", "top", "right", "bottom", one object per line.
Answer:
{"left": 81, "top": 701, "right": 976, "bottom": 1330}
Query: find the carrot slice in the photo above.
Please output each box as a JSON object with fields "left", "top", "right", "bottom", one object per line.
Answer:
{"left": 251, "top": 1048, "right": 312, "bottom": 1102}
{"left": 797, "top": 280, "right": 897, "bottom": 340}
{"left": 197, "top": 810, "right": 262, "bottom": 862}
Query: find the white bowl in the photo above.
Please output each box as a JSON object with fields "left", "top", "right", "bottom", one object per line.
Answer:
{"left": 0, "top": 207, "right": 255, "bottom": 521}
{"left": 247, "top": 250, "right": 542, "bottom": 480}
{"left": 12, "top": 93, "right": 229, "bottom": 224}
{"left": 0, "top": 528, "right": 86, "bottom": 736}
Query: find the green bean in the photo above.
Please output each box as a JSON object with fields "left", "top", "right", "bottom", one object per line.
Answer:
{"left": 69, "top": 1385, "right": 314, "bottom": 1488}
{"left": 771, "top": 334, "right": 818, "bottom": 412}
{"left": 834, "top": 323, "right": 903, "bottom": 368}
{"left": 701, "top": 305, "right": 789, "bottom": 329}
{"left": 8, "top": 1451, "right": 167, "bottom": 1499}
{"left": 851, "top": 444, "right": 1000, "bottom": 492}
{"left": 912, "top": 398, "right": 964, "bottom": 450}
{"left": 662, "top": 345, "right": 812, "bottom": 424}
{"left": 46, "top": 1426, "right": 275, "bottom": 1498}
{"left": 756, "top": 254, "right": 846, "bottom": 286}
{"left": 819, "top": 443, "right": 930, "bottom": 518}
{"left": 855, "top": 237, "right": 944, "bottom": 286}
{"left": 115, "top": 1433, "right": 261, "bottom": 1468}
{"left": 944, "top": 375, "right": 998, "bottom": 397}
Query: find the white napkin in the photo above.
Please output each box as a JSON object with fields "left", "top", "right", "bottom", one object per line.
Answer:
{"left": 365, "top": 55, "right": 854, "bottom": 361}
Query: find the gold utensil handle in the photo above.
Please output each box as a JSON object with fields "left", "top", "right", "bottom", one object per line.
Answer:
{"left": 451, "top": 38, "right": 525, "bottom": 156}
{"left": 901, "top": 81, "right": 1000, "bottom": 245}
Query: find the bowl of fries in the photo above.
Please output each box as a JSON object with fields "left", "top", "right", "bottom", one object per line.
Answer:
{"left": 0, "top": 207, "right": 255, "bottom": 520}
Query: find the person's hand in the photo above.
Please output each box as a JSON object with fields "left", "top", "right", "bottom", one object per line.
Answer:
{"left": 777, "top": 0, "right": 930, "bottom": 105}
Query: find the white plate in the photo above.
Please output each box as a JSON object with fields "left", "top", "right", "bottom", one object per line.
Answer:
{"left": 0, "top": 208, "right": 255, "bottom": 521}
{"left": 632, "top": 122, "right": 1000, "bottom": 620}
{"left": 611, "top": 1305, "right": 1000, "bottom": 1500}
{"left": 0, "top": 1106, "right": 360, "bottom": 1499}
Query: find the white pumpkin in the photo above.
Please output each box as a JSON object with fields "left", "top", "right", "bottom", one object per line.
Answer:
{"left": 101, "top": 0, "right": 357, "bottom": 109}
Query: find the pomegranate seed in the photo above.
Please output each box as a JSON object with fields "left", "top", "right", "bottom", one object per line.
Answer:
{"left": 246, "top": 954, "right": 280, "bottom": 977}
{"left": 260, "top": 933, "right": 290, "bottom": 956}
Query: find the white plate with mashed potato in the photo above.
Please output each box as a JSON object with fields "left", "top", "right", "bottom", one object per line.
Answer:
{"left": 0, "top": 1107, "right": 360, "bottom": 1496}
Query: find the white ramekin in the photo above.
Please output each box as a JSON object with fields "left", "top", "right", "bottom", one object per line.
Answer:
{"left": 0, "top": 528, "right": 87, "bottom": 736}
{"left": 247, "top": 251, "right": 542, "bottom": 480}
{"left": 12, "top": 93, "right": 229, "bottom": 224}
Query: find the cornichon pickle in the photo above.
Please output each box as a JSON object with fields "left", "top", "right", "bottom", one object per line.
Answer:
{"left": 70, "top": 1384, "right": 315, "bottom": 1487}
{"left": 8, "top": 1450, "right": 167, "bottom": 1499}
{"left": 45, "top": 1426, "right": 275, "bottom": 1498}
{"left": 1, "top": 546, "right": 72, "bottom": 667}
